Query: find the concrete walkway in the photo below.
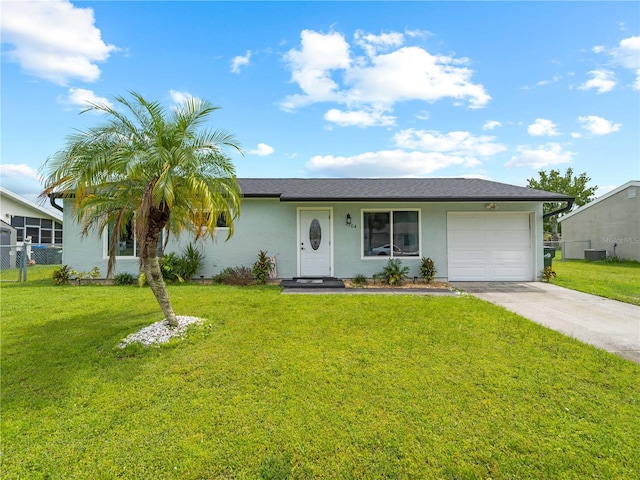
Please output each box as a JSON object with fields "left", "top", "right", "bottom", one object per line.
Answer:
{"left": 452, "top": 282, "right": 640, "bottom": 364}
{"left": 281, "top": 287, "right": 455, "bottom": 296}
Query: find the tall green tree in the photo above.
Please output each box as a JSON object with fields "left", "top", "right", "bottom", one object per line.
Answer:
{"left": 527, "top": 168, "right": 597, "bottom": 239}
{"left": 42, "top": 92, "right": 242, "bottom": 326}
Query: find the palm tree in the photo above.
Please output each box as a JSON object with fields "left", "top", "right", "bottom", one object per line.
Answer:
{"left": 41, "top": 92, "right": 242, "bottom": 326}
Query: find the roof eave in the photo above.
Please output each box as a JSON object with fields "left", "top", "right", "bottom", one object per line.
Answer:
{"left": 274, "top": 196, "right": 574, "bottom": 202}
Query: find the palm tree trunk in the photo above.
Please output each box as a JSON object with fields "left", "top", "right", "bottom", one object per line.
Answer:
{"left": 140, "top": 218, "right": 178, "bottom": 327}
{"left": 144, "top": 254, "right": 178, "bottom": 327}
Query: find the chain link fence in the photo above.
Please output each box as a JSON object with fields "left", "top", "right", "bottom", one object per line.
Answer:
{"left": 0, "top": 244, "right": 62, "bottom": 282}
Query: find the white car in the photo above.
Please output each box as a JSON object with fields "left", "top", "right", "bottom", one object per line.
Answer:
{"left": 370, "top": 244, "right": 403, "bottom": 256}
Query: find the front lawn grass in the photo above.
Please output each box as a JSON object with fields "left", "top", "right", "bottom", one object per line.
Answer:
{"left": 551, "top": 258, "right": 640, "bottom": 305}
{"left": 2, "top": 283, "right": 639, "bottom": 479}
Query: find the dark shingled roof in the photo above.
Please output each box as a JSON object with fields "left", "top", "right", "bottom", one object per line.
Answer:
{"left": 237, "top": 178, "right": 573, "bottom": 202}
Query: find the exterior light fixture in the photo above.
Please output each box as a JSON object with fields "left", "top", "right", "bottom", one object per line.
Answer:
{"left": 346, "top": 214, "right": 352, "bottom": 225}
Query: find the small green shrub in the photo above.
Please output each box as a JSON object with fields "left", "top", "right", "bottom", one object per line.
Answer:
{"left": 252, "top": 250, "right": 274, "bottom": 285}
{"left": 162, "top": 244, "right": 205, "bottom": 283}
{"left": 113, "top": 272, "right": 135, "bottom": 285}
{"left": 352, "top": 273, "right": 367, "bottom": 287}
{"left": 541, "top": 266, "right": 556, "bottom": 282}
{"left": 70, "top": 267, "right": 101, "bottom": 283}
{"left": 420, "top": 257, "right": 437, "bottom": 282}
{"left": 178, "top": 243, "right": 205, "bottom": 280}
{"left": 604, "top": 256, "right": 624, "bottom": 264}
{"left": 52, "top": 265, "right": 72, "bottom": 285}
{"left": 162, "top": 252, "right": 182, "bottom": 282}
{"left": 378, "top": 259, "right": 410, "bottom": 286}
{"left": 214, "top": 266, "right": 254, "bottom": 286}
{"left": 138, "top": 272, "right": 147, "bottom": 287}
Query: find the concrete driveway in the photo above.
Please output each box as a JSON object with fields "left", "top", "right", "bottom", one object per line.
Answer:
{"left": 451, "top": 282, "right": 640, "bottom": 364}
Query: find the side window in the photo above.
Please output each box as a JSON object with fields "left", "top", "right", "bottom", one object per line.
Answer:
{"left": 216, "top": 213, "right": 228, "bottom": 228}
{"left": 107, "top": 220, "right": 136, "bottom": 257}
{"left": 105, "top": 219, "right": 163, "bottom": 257}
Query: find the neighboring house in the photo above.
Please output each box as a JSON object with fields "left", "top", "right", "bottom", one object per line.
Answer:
{"left": 58, "top": 178, "right": 572, "bottom": 282}
{"left": 559, "top": 180, "right": 640, "bottom": 261}
{"left": 0, "top": 186, "right": 63, "bottom": 245}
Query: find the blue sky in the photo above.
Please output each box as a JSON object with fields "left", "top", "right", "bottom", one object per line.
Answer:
{"left": 1, "top": 1, "right": 639, "bottom": 207}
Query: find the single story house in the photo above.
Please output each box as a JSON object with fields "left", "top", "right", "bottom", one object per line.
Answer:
{"left": 559, "top": 180, "right": 640, "bottom": 261}
{"left": 59, "top": 178, "right": 572, "bottom": 282}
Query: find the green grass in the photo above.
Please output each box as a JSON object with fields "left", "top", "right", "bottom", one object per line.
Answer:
{"left": 2, "top": 283, "right": 639, "bottom": 479}
{"left": 551, "top": 258, "right": 640, "bottom": 305}
{"left": 0, "top": 264, "right": 60, "bottom": 283}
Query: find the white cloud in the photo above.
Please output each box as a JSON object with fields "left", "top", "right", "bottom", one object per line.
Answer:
{"left": 393, "top": 129, "right": 506, "bottom": 157}
{"left": 344, "top": 46, "right": 490, "bottom": 109}
{"left": 306, "top": 149, "right": 480, "bottom": 177}
{"left": 248, "top": 143, "right": 275, "bottom": 156}
{"left": 307, "top": 128, "right": 504, "bottom": 176}
{"left": 0, "top": 0, "right": 117, "bottom": 85}
{"left": 610, "top": 36, "right": 640, "bottom": 90}
{"left": 578, "top": 69, "right": 617, "bottom": 94}
{"left": 280, "top": 30, "right": 351, "bottom": 110}
{"left": 570, "top": 132, "right": 582, "bottom": 139}
{"left": 0, "top": 163, "right": 41, "bottom": 182}
{"left": 280, "top": 29, "right": 490, "bottom": 117}
{"left": 0, "top": 164, "right": 45, "bottom": 199}
{"left": 591, "top": 36, "right": 640, "bottom": 90}
{"left": 482, "top": 120, "right": 502, "bottom": 131}
{"left": 610, "top": 36, "right": 640, "bottom": 70}
{"left": 324, "top": 108, "right": 396, "bottom": 127}
{"left": 527, "top": 118, "right": 560, "bottom": 136}
{"left": 231, "top": 50, "right": 251, "bottom": 74}
{"left": 354, "top": 30, "right": 404, "bottom": 57}
{"left": 169, "top": 90, "right": 195, "bottom": 107}
{"left": 577, "top": 115, "right": 622, "bottom": 135}
{"left": 405, "top": 29, "right": 434, "bottom": 39}
{"left": 536, "top": 74, "right": 562, "bottom": 86}
{"left": 505, "top": 143, "right": 575, "bottom": 168}
{"left": 59, "top": 88, "right": 112, "bottom": 110}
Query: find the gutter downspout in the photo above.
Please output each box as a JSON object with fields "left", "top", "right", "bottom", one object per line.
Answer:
{"left": 543, "top": 199, "right": 574, "bottom": 257}
{"left": 49, "top": 193, "right": 64, "bottom": 213}
{"left": 543, "top": 198, "right": 574, "bottom": 219}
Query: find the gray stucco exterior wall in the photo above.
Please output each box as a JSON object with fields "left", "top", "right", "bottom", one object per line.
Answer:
{"left": 560, "top": 184, "right": 640, "bottom": 261}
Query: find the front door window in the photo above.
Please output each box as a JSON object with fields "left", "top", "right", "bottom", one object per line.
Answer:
{"left": 309, "top": 219, "right": 322, "bottom": 250}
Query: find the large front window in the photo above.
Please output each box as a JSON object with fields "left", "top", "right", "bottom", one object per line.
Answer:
{"left": 363, "top": 210, "right": 420, "bottom": 257}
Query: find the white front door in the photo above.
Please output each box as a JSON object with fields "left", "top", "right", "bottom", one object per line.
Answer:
{"left": 299, "top": 209, "right": 332, "bottom": 277}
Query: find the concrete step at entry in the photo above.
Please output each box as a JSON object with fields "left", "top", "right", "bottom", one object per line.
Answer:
{"left": 280, "top": 277, "right": 345, "bottom": 289}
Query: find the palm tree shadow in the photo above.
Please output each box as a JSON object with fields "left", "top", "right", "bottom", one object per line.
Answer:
{"left": 2, "top": 308, "right": 168, "bottom": 409}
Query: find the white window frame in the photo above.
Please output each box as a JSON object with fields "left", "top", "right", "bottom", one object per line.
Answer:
{"left": 361, "top": 208, "right": 421, "bottom": 260}
{"left": 103, "top": 219, "right": 138, "bottom": 259}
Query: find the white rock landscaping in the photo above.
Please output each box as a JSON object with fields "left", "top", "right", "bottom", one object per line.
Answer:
{"left": 119, "top": 316, "right": 203, "bottom": 347}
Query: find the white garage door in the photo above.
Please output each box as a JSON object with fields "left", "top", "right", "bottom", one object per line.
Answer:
{"left": 447, "top": 212, "right": 533, "bottom": 281}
